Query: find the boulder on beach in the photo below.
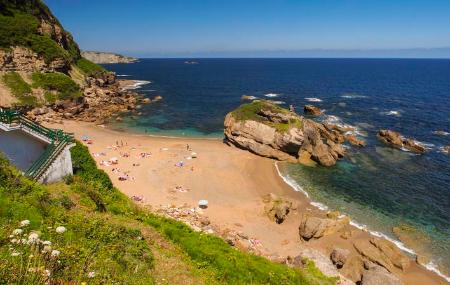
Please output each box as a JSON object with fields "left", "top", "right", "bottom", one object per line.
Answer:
{"left": 330, "top": 247, "right": 350, "bottom": 268}
{"left": 224, "top": 101, "right": 348, "bottom": 166}
{"left": 361, "top": 264, "right": 404, "bottom": 285}
{"left": 304, "top": 104, "right": 322, "bottom": 116}
{"left": 340, "top": 254, "right": 365, "bottom": 282}
{"left": 353, "top": 237, "right": 410, "bottom": 273}
{"left": 378, "top": 129, "right": 425, "bottom": 153}
{"left": 298, "top": 214, "right": 350, "bottom": 240}
{"left": 263, "top": 193, "right": 294, "bottom": 224}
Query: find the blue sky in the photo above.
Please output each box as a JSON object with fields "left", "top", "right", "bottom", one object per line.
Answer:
{"left": 45, "top": 0, "right": 450, "bottom": 58}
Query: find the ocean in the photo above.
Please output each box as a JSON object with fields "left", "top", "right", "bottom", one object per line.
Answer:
{"left": 103, "top": 58, "right": 450, "bottom": 278}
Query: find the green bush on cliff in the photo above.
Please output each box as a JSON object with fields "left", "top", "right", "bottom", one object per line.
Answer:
{"left": 32, "top": 72, "right": 82, "bottom": 100}
{"left": 76, "top": 58, "right": 106, "bottom": 77}
{"left": 1, "top": 72, "right": 37, "bottom": 106}
{"left": 232, "top": 101, "right": 303, "bottom": 133}
{"left": 0, "top": 1, "right": 80, "bottom": 63}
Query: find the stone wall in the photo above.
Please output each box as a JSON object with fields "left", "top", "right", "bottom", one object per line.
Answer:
{"left": 39, "top": 144, "right": 74, "bottom": 184}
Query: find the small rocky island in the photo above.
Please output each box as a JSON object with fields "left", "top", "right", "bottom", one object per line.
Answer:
{"left": 81, "top": 51, "right": 138, "bottom": 64}
{"left": 224, "top": 101, "right": 353, "bottom": 166}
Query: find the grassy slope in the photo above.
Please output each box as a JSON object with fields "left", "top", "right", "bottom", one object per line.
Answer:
{"left": 1, "top": 72, "right": 37, "bottom": 106}
{"left": 232, "top": 100, "right": 303, "bottom": 132}
{"left": 0, "top": 141, "right": 336, "bottom": 285}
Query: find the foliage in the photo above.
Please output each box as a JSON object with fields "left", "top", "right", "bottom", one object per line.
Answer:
{"left": 232, "top": 101, "right": 303, "bottom": 132}
{"left": 144, "top": 214, "right": 336, "bottom": 285}
{"left": 1, "top": 72, "right": 37, "bottom": 106}
{"left": 76, "top": 58, "right": 105, "bottom": 77}
{"left": 0, "top": 0, "right": 80, "bottom": 63}
{"left": 0, "top": 154, "right": 154, "bottom": 284}
{"left": 32, "top": 72, "right": 82, "bottom": 100}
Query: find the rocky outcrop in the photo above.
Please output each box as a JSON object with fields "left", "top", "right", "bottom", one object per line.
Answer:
{"left": 81, "top": 51, "right": 138, "bottom": 64}
{"left": 346, "top": 135, "right": 366, "bottom": 147}
{"left": 304, "top": 105, "right": 322, "bottom": 116}
{"left": 353, "top": 238, "right": 410, "bottom": 273}
{"left": 224, "top": 101, "right": 347, "bottom": 166}
{"left": 0, "top": 46, "right": 68, "bottom": 73}
{"left": 378, "top": 130, "right": 425, "bottom": 153}
{"left": 361, "top": 264, "right": 404, "bottom": 285}
{"left": 263, "top": 193, "right": 295, "bottom": 224}
{"left": 298, "top": 214, "right": 350, "bottom": 240}
{"left": 331, "top": 248, "right": 350, "bottom": 268}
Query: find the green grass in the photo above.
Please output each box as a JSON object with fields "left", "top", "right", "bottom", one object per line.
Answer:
{"left": 76, "top": 58, "right": 106, "bottom": 77}
{"left": 2, "top": 72, "right": 37, "bottom": 106}
{"left": 0, "top": 1, "right": 80, "bottom": 64}
{"left": 0, "top": 142, "right": 335, "bottom": 284}
{"left": 232, "top": 101, "right": 303, "bottom": 133}
{"left": 32, "top": 72, "right": 82, "bottom": 100}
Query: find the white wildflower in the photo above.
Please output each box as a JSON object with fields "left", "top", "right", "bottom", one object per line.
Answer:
{"left": 44, "top": 269, "right": 51, "bottom": 277}
{"left": 42, "top": 245, "right": 52, "bottom": 253}
{"left": 20, "top": 220, "right": 30, "bottom": 227}
{"left": 55, "top": 226, "right": 66, "bottom": 234}
{"left": 21, "top": 238, "right": 27, "bottom": 244}
{"left": 51, "top": 250, "right": 60, "bottom": 258}
{"left": 88, "top": 271, "right": 96, "bottom": 278}
{"left": 27, "top": 232, "right": 40, "bottom": 244}
{"left": 11, "top": 251, "right": 20, "bottom": 257}
{"left": 42, "top": 240, "right": 52, "bottom": 246}
{"left": 12, "top": 229, "right": 23, "bottom": 236}
{"left": 9, "top": 235, "right": 13, "bottom": 238}
{"left": 10, "top": 238, "right": 17, "bottom": 244}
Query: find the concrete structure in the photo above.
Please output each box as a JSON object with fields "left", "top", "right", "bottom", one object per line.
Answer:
{"left": 0, "top": 112, "right": 74, "bottom": 183}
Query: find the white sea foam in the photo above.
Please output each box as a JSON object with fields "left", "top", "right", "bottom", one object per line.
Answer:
{"left": 433, "top": 130, "right": 450, "bottom": 136}
{"left": 117, "top": 74, "right": 131, "bottom": 77}
{"left": 341, "top": 93, "right": 368, "bottom": 99}
{"left": 141, "top": 89, "right": 157, "bottom": 92}
{"left": 381, "top": 110, "right": 402, "bottom": 117}
{"left": 275, "top": 161, "right": 450, "bottom": 281}
{"left": 305, "top": 97, "right": 323, "bottom": 102}
{"left": 264, "top": 93, "right": 280, "bottom": 98}
{"left": 122, "top": 80, "right": 151, "bottom": 90}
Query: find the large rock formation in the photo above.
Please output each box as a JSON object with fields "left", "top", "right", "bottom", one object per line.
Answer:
{"left": 353, "top": 238, "right": 410, "bottom": 273}
{"left": 378, "top": 130, "right": 425, "bottom": 153}
{"left": 304, "top": 105, "right": 322, "bottom": 116}
{"left": 224, "top": 101, "right": 348, "bottom": 166}
{"left": 298, "top": 214, "right": 350, "bottom": 240}
{"left": 81, "top": 51, "right": 138, "bottom": 64}
{"left": 263, "top": 193, "right": 295, "bottom": 224}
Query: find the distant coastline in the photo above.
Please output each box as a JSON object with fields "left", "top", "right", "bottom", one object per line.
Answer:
{"left": 81, "top": 51, "right": 138, "bottom": 64}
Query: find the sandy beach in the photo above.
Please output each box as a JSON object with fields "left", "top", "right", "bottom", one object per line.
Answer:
{"left": 47, "top": 120, "right": 448, "bottom": 285}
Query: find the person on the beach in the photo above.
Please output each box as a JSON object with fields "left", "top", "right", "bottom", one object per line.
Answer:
{"left": 186, "top": 144, "right": 190, "bottom": 151}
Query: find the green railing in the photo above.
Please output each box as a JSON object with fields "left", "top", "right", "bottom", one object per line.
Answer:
{"left": 0, "top": 109, "right": 74, "bottom": 181}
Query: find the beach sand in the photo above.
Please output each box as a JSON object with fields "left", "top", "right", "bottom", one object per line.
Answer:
{"left": 47, "top": 120, "right": 448, "bottom": 285}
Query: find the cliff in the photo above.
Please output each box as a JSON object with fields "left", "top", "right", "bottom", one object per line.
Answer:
{"left": 81, "top": 51, "right": 138, "bottom": 64}
{"left": 224, "top": 101, "right": 349, "bottom": 166}
{"left": 0, "top": 0, "right": 144, "bottom": 123}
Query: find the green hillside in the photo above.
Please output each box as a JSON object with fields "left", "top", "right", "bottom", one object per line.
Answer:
{"left": 0, "top": 142, "right": 335, "bottom": 284}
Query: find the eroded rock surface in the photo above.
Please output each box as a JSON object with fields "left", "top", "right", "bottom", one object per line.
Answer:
{"left": 298, "top": 214, "right": 350, "bottom": 240}
{"left": 263, "top": 193, "right": 294, "bottom": 224}
{"left": 378, "top": 129, "right": 425, "bottom": 153}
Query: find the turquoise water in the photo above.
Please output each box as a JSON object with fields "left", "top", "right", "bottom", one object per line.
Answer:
{"left": 104, "top": 59, "right": 450, "bottom": 278}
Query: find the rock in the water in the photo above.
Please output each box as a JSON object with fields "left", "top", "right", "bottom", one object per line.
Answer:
{"left": 299, "top": 215, "right": 349, "bottom": 240}
{"left": 304, "top": 105, "right": 322, "bottom": 116}
{"left": 443, "top": 146, "right": 450, "bottom": 153}
{"left": 224, "top": 101, "right": 348, "bottom": 166}
{"left": 330, "top": 248, "right": 350, "bottom": 268}
{"left": 378, "top": 129, "right": 425, "bottom": 153}
{"left": 346, "top": 135, "right": 366, "bottom": 147}
{"left": 378, "top": 130, "right": 403, "bottom": 148}
{"left": 263, "top": 193, "right": 293, "bottom": 224}
{"left": 361, "top": 265, "right": 404, "bottom": 285}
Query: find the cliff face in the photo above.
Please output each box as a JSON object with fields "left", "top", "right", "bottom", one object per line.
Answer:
{"left": 81, "top": 51, "right": 138, "bottom": 64}
{"left": 224, "top": 101, "right": 347, "bottom": 166}
{"left": 0, "top": 0, "right": 81, "bottom": 73}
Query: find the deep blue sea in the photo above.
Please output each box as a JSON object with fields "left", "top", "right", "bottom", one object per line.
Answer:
{"left": 103, "top": 58, "right": 450, "bottom": 278}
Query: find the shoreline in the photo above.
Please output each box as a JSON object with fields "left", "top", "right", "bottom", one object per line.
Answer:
{"left": 274, "top": 162, "right": 450, "bottom": 282}
{"left": 46, "top": 120, "right": 449, "bottom": 285}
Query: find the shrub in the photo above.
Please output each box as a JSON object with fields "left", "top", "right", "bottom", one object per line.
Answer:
{"left": 2, "top": 72, "right": 37, "bottom": 106}
{"left": 28, "top": 34, "right": 69, "bottom": 63}
{"left": 32, "top": 72, "right": 82, "bottom": 100}
{"left": 76, "top": 58, "right": 105, "bottom": 77}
